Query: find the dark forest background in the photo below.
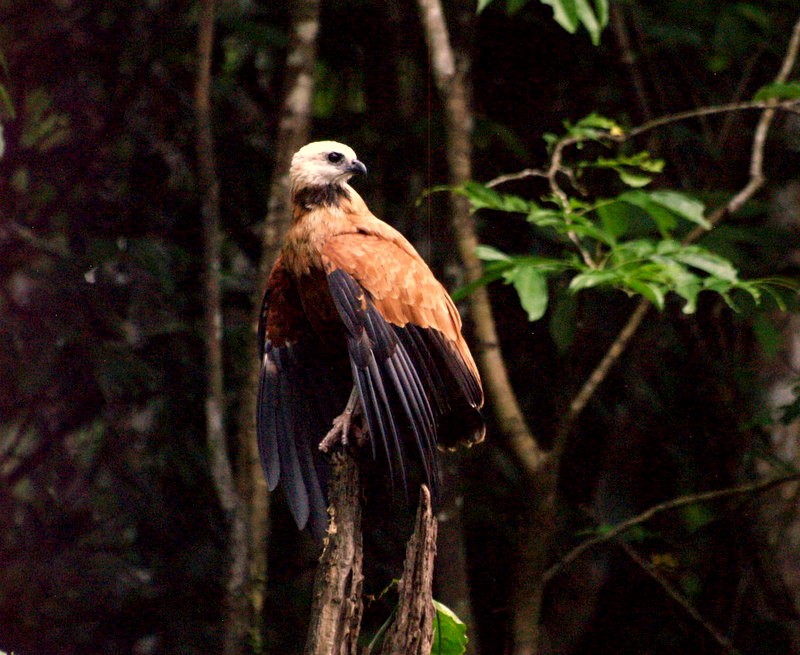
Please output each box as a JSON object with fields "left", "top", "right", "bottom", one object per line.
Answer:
{"left": 2, "top": 1, "right": 800, "bottom": 654}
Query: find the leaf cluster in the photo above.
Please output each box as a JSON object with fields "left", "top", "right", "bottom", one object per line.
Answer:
{"left": 453, "top": 118, "right": 795, "bottom": 322}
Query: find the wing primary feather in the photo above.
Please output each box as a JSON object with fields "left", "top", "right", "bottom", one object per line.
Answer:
{"left": 354, "top": 360, "right": 394, "bottom": 482}
{"left": 393, "top": 344, "right": 437, "bottom": 444}
{"left": 366, "top": 354, "right": 408, "bottom": 492}
{"left": 274, "top": 347, "right": 310, "bottom": 530}
{"left": 256, "top": 355, "right": 280, "bottom": 490}
{"left": 402, "top": 327, "right": 449, "bottom": 413}
{"left": 384, "top": 356, "right": 436, "bottom": 489}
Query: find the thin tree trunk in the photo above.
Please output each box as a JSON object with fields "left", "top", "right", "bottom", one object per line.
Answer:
{"left": 195, "top": 1, "right": 248, "bottom": 653}
{"left": 416, "top": 2, "right": 543, "bottom": 653}
{"left": 235, "top": 0, "right": 321, "bottom": 640}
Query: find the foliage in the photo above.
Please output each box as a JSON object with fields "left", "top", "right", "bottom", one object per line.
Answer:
{"left": 2, "top": 0, "right": 800, "bottom": 653}
{"left": 431, "top": 601, "right": 468, "bottom": 655}
{"left": 478, "top": 0, "right": 609, "bottom": 45}
{"left": 453, "top": 114, "right": 795, "bottom": 323}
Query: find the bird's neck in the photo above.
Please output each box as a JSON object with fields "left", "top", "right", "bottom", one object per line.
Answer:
{"left": 292, "top": 182, "right": 351, "bottom": 215}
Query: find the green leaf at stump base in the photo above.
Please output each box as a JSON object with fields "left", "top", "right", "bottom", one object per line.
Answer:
{"left": 431, "top": 600, "right": 468, "bottom": 655}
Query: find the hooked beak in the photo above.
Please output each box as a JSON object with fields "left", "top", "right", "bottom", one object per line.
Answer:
{"left": 348, "top": 159, "right": 367, "bottom": 177}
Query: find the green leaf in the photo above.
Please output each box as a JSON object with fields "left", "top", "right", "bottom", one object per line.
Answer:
{"left": 569, "top": 269, "right": 622, "bottom": 291}
{"left": 647, "top": 191, "right": 710, "bottom": 229}
{"left": 504, "top": 265, "right": 549, "bottom": 321}
{"left": 595, "top": 202, "right": 631, "bottom": 239}
{"left": 753, "top": 81, "right": 800, "bottom": 101}
{"left": 475, "top": 244, "right": 512, "bottom": 262}
{"left": 527, "top": 206, "right": 565, "bottom": 226}
{"left": 477, "top": 0, "right": 495, "bottom": 13}
{"left": 593, "top": 0, "right": 609, "bottom": 27}
{"left": 575, "top": 0, "right": 602, "bottom": 44}
{"left": 617, "top": 169, "right": 654, "bottom": 188}
{"left": 461, "top": 181, "right": 531, "bottom": 213}
{"left": 540, "top": 0, "right": 579, "bottom": 33}
{"left": 618, "top": 190, "right": 709, "bottom": 237}
{"left": 674, "top": 246, "right": 739, "bottom": 282}
{"left": 584, "top": 152, "right": 663, "bottom": 187}
{"left": 626, "top": 279, "right": 666, "bottom": 310}
{"left": 431, "top": 600, "right": 468, "bottom": 655}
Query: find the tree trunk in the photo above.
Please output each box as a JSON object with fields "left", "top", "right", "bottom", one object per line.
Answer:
{"left": 195, "top": 1, "right": 248, "bottom": 652}
{"left": 235, "top": 0, "right": 322, "bottom": 641}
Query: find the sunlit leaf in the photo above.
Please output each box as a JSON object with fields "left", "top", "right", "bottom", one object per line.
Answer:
{"left": 475, "top": 244, "right": 512, "bottom": 262}
{"left": 431, "top": 600, "right": 468, "bottom": 655}
{"left": 575, "top": 0, "right": 602, "bottom": 44}
{"left": 675, "top": 247, "right": 739, "bottom": 282}
{"left": 616, "top": 169, "right": 654, "bottom": 188}
{"left": 647, "top": 190, "right": 710, "bottom": 229}
{"left": 540, "top": 0, "right": 579, "bottom": 33}
{"left": 569, "top": 269, "right": 621, "bottom": 291}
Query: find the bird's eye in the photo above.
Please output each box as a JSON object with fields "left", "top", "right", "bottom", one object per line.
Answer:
{"left": 327, "top": 152, "right": 344, "bottom": 164}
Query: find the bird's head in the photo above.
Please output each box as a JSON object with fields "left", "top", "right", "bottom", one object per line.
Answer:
{"left": 290, "top": 141, "right": 368, "bottom": 195}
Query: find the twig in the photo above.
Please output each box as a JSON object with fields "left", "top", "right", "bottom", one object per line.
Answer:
{"left": 543, "top": 472, "right": 800, "bottom": 583}
{"left": 547, "top": 136, "right": 596, "bottom": 268}
{"left": 485, "top": 168, "right": 547, "bottom": 188}
{"left": 619, "top": 541, "right": 740, "bottom": 654}
{"left": 625, "top": 99, "right": 800, "bottom": 141}
{"left": 194, "top": 1, "right": 248, "bottom": 652}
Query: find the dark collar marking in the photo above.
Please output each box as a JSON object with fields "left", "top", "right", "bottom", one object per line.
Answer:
{"left": 294, "top": 184, "right": 350, "bottom": 210}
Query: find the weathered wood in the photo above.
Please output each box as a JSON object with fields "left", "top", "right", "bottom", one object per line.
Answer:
{"left": 304, "top": 451, "right": 364, "bottom": 655}
{"left": 377, "top": 485, "right": 438, "bottom": 655}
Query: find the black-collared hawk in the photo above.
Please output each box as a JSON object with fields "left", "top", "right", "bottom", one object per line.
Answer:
{"left": 257, "top": 141, "right": 484, "bottom": 538}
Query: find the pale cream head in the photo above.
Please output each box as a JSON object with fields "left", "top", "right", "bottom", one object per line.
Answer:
{"left": 289, "top": 141, "right": 367, "bottom": 192}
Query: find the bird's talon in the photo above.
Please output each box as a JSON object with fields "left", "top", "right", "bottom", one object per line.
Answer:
{"left": 318, "top": 414, "right": 351, "bottom": 452}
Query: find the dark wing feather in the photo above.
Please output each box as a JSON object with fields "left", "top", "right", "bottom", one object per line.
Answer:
{"left": 327, "top": 268, "right": 440, "bottom": 495}
{"left": 256, "top": 260, "right": 349, "bottom": 539}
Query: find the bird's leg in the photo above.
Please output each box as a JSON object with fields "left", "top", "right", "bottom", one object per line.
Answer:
{"left": 319, "top": 386, "right": 363, "bottom": 452}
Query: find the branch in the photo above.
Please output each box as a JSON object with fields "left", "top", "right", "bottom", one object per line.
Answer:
{"left": 544, "top": 472, "right": 800, "bottom": 583}
{"left": 194, "top": 1, "right": 248, "bottom": 653}
{"left": 625, "top": 99, "right": 800, "bottom": 141}
{"left": 375, "top": 486, "right": 438, "bottom": 655}
{"left": 557, "top": 12, "right": 800, "bottom": 446}
{"left": 304, "top": 451, "right": 364, "bottom": 655}
{"left": 416, "top": 0, "right": 546, "bottom": 477}
{"left": 618, "top": 541, "right": 740, "bottom": 655}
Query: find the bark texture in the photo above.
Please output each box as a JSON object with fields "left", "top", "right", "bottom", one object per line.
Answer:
{"left": 304, "top": 451, "right": 365, "bottom": 655}
{"left": 377, "top": 486, "right": 438, "bottom": 655}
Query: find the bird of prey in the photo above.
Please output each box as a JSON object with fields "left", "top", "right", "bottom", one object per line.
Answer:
{"left": 257, "top": 141, "right": 484, "bottom": 538}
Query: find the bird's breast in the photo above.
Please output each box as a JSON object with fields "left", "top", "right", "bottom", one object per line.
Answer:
{"left": 295, "top": 269, "right": 346, "bottom": 351}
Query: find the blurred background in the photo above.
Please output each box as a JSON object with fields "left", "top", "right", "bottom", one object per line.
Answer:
{"left": 2, "top": 0, "right": 800, "bottom": 653}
